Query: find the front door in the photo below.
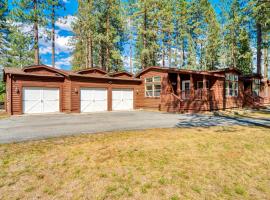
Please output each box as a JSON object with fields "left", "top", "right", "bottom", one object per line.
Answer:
{"left": 182, "top": 81, "right": 190, "bottom": 99}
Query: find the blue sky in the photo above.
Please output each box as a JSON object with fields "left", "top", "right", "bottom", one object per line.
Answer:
{"left": 39, "top": 0, "right": 78, "bottom": 70}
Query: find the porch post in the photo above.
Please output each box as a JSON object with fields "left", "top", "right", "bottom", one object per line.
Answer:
{"left": 177, "top": 73, "right": 181, "bottom": 97}
{"left": 203, "top": 75, "right": 207, "bottom": 100}
{"left": 190, "top": 74, "right": 194, "bottom": 99}
{"left": 203, "top": 75, "right": 207, "bottom": 90}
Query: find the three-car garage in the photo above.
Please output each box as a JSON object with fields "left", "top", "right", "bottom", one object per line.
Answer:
{"left": 4, "top": 65, "right": 141, "bottom": 115}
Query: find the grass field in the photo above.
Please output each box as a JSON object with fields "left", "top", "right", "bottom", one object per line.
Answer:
{"left": 0, "top": 125, "right": 270, "bottom": 200}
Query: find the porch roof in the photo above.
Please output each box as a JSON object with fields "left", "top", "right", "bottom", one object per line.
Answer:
{"left": 135, "top": 66, "right": 228, "bottom": 78}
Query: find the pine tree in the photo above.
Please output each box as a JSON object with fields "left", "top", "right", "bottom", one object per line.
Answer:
{"left": 11, "top": 0, "right": 48, "bottom": 65}
{"left": 158, "top": 0, "right": 174, "bottom": 67}
{"left": 250, "top": 0, "right": 270, "bottom": 75}
{"left": 238, "top": 28, "right": 252, "bottom": 74}
{"left": 3, "top": 25, "right": 34, "bottom": 67}
{"left": 46, "top": 0, "right": 65, "bottom": 68}
{"left": 0, "top": 0, "right": 9, "bottom": 60}
{"left": 72, "top": 0, "right": 125, "bottom": 72}
{"left": 72, "top": 0, "right": 96, "bottom": 69}
{"left": 202, "top": 0, "right": 221, "bottom": 70}
{"left": 133, "top": 0, "right": 159, "bottom": 69}
{"left": 174, "top": 0, "right": 189, "bottom": 68}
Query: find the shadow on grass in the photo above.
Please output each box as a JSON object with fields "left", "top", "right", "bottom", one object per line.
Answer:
{"left": 175, "top": 113, "right": 270, "bottom": 129}
{"left": 235, "top": 113, "right": 270, "bottom": 122}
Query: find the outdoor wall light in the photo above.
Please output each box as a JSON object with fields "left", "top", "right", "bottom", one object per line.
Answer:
{"left": 108, "top": 81, "right": 112, "bottom": 84}
{"left": 15, "top": 87, "right": 20, "bottom": 94}
{"left": 74, "top": 88, "right": 78, "bottom": 94}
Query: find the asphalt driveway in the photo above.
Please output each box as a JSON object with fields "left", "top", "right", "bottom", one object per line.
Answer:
{"left": 0, "top": 110, "right": 269, "bottom": 144}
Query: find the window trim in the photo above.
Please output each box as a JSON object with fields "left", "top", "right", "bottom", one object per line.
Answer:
{"left": 145, "top": 76, "right": 161, "bottom": 98}
{"left": 225, "top": 73, "right": 239, "bottom": 97}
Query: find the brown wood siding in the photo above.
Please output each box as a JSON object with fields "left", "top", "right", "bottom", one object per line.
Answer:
{"left": 24, "top": 68, "right": 60, "bottom": 76}
{"left": 62, "top": 78, "right": 72, "bottom": 112}
{"left": 136, "top": 70, "right": 168, "bottom": 110}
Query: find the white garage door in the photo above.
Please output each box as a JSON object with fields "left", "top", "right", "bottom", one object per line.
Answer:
{"left": 80, "top": 88, "right": 108, "bottom": 112}
{"left": 112, "top": 89, "right": 133, "bottom": 111}
{"left": 23, "top": 87, "right": 60, "bottom": 114}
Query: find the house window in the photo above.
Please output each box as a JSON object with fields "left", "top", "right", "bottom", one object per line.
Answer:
{"left": 225, "top": 73, "right": 238, "bottom": 97}
{"left": 145, "top": 76, "right": 161, "bottom": 97}
{"left": 197, "top": 81, "right": 209, "bottom": 89}
{"left": 252, "top": 79, "right": 260, "bottom": 96}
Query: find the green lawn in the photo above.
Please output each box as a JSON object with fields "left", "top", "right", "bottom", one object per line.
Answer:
{"left": 0, "top": 125, "right": 270, "bottom": 199}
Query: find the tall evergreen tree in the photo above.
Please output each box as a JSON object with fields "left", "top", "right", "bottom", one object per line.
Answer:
{"left": 0, "top": 0, "right": 9, "bottom": 61}
{"left": 47, "top": 0, "right": 65, "bottom": 68}
{"left": 174, "top": 0, "right": 189, "bottom": 68}
{"left": 133, "top": 0, "right": 159, "bottom": 69}
{"left": 11, "top": 0, "right": 48, "bottom": 65}
{"left": 202, "top": 0, "right": 221, "bottom": 70}
{"left": 3, "top": 25, "right": 34, "bottom": 68}
{"left": 72, "top": 0, "right": 125, "bottom": 72}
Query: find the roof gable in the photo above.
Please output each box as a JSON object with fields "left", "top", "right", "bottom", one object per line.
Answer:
{"left": 135, "top": 66, "right": 167, "bottom": 78}
{"left": 23, "top": 65, "right": 67, "bottom": 76}
{"left": 76, "top": 68, "right": 107, "bottom": 76}
{"left": 110, "top": 71, "right": 133, "bottom": 78}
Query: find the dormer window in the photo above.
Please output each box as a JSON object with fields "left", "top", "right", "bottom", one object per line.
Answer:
{"left": 225, "top": 73, "right": 238, "bottom": 97}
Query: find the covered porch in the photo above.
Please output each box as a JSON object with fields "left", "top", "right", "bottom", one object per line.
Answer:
{"left": 168, "top": 72, "right": 213, "bottom": 101}
{"left": 160, "top": 71, "right": 222, "bottom": 113}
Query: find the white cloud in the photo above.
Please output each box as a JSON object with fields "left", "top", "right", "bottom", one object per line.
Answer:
{"left": 55, "top": 15, "right": 76, "bottom": 32}
{"left": 39, "top": 34, "right": 73, "bottom": 55}
{"left": 55, "top": 56, "right": 72, "bottom": 68}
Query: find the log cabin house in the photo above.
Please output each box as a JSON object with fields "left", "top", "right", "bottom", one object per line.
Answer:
{"left": 3, "top": 65, "right": 270, "bottom": 115}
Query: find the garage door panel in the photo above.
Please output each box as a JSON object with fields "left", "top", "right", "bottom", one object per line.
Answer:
{"left": 80, "top": 88, "right": 107, "bottom": 112}
{"left": 112, "top": 89, "right": 133, "bottom": 111}
{"left": 23, "top": 100, "right": 42, "bottom": 113}
{"left": 23, "top": 88, "right": 41, "bottom": 100}
{"left": 43, "top": 100, "right": 59, "bottom": 113}
{"left": 43, "top": 89, "right": 59, "bottom": 100}
{"left": 23, "top": 87, "right": 59, "bottom": 114}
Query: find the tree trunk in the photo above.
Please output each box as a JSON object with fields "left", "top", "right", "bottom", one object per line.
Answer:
{"left": 264, "top": 46, "right": 268, "bottom": 78}
{"left": 143, "top": 5, "right": 147, "bottom": 49}
{"left": 182, "top": 39, "right": 185, "bottom": 67}
{"left": 85, "top": 38, "right": 89, "bottom": 68}
{"left": 105, "top": 15, "right": 110, "bottom": 71}
{"left": 168, "top": 41, "right": 172, "bottom": 67}
{"left": 162, "top": 42, "right": 165, "bottom": 67}
{"left": 130, "top": 39, "right": 133, "bottom": 73}
{"left": 88, "top": 35, "right": 93, "bottom": 68}
{"left": 34, "top": 0, "right": 39, "bottom": 65}
{"left": 51, "top": 3, "right": 55, "bottom": 68}
{"left": 141, "top": 4, "right": 147, "bottom": 69}
{"left": 257, "top": 23, "right": 262, "bottom": 75}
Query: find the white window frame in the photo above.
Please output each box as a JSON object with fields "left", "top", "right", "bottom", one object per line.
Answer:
{"left": 182, "top": 80, "right": 190, "bottom": 91}
{"left": 145, "top": 76, "right": 161, "bottom": 97}
{"left": 225, "top": 73, "right": 239, "bottom": 97}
